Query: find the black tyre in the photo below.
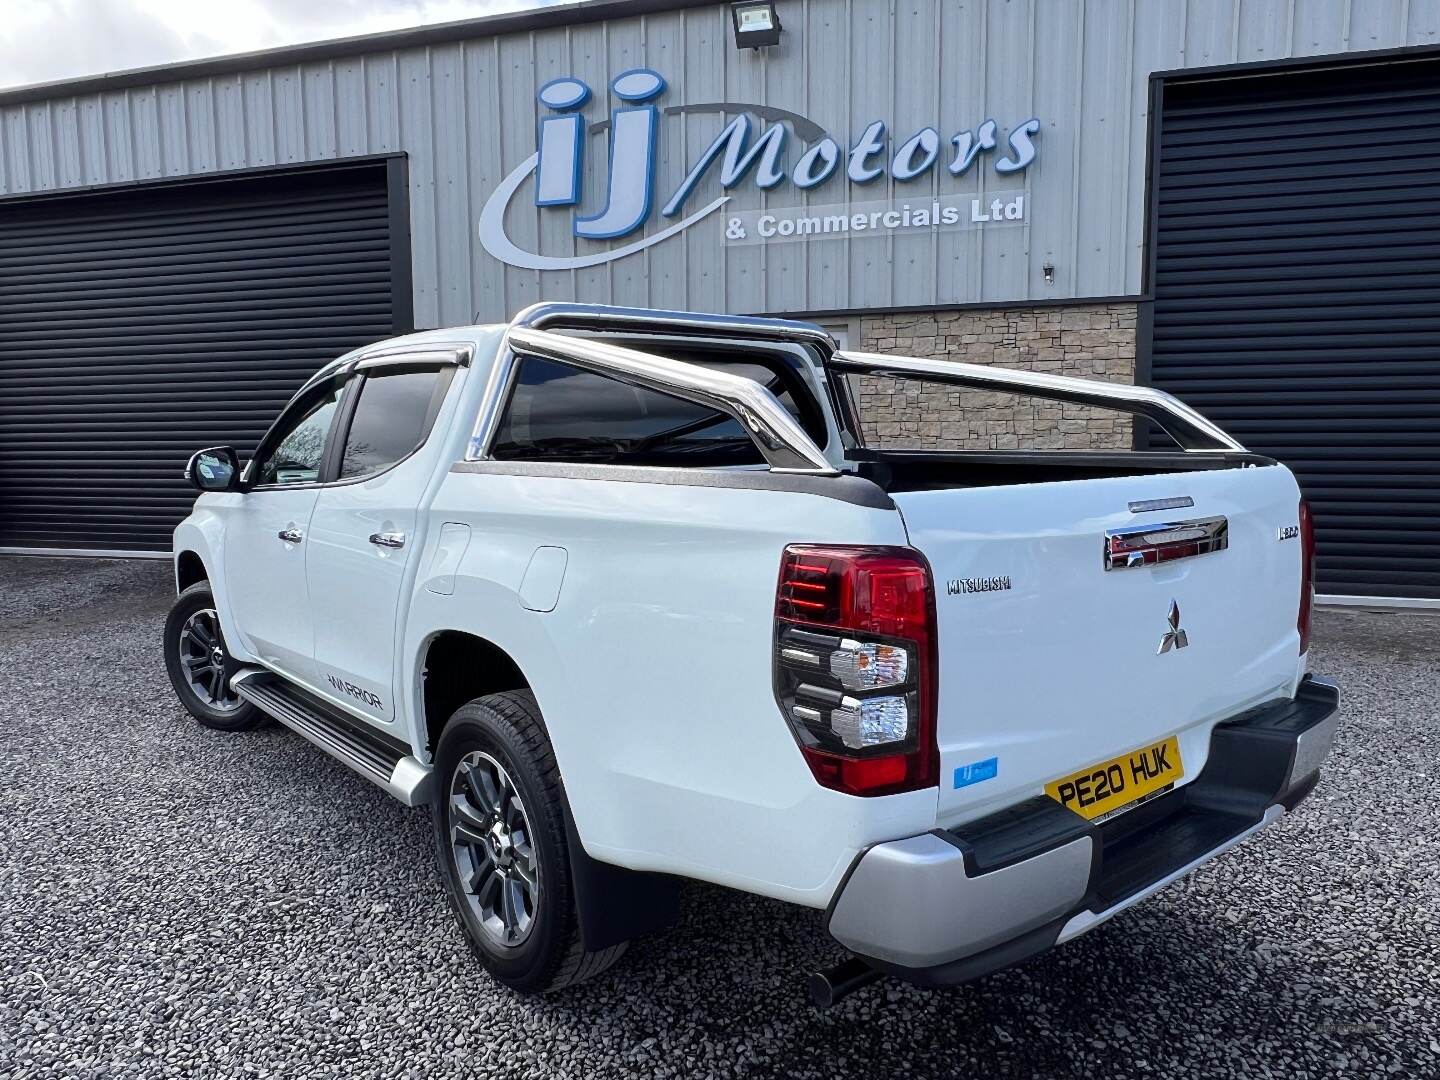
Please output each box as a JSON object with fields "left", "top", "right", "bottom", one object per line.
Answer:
{"left": 163, "top": 582, "right": 264, "bottom": 732}
{"left": 433, "top": 691, "right": 626, "bottom": 993}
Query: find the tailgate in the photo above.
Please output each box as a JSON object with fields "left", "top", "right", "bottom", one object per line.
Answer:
{"left": 895, "top": 464, "right": 1308, "bottom": 823}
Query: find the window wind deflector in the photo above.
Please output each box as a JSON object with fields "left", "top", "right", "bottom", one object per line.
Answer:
{"left": 494, "top": 327, "right": 837, "bottom": 474}
{"left": 353, "top": 346, "right": 470, "bottom": 373}
{"left": 828, "top": 350, "right": 1245, "bottom": 453}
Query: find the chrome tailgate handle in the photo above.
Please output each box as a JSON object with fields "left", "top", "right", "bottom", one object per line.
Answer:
{"left": 369, "top": 531, "right": 406, "bottom": 549}
{"left": 1104, "top": 516, "right": 1228, "bottom": 570}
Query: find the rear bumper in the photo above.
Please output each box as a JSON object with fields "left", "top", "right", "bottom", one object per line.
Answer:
{"left": 825, "top": 676, "right": 1341, "bottom": 985}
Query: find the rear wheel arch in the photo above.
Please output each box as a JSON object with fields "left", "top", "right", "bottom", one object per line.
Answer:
{"left": 432, "top": 690, "right": 636, "bottom": 991}
{"left": 421, "top": 630, "right": 533, "bottom": 757}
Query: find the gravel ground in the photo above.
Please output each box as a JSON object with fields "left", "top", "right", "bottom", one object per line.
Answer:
{"left": 1, "top": 556, "right": 1437, "bottom": 1080}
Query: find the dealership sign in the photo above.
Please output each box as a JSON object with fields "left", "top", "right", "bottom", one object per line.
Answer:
{"left": 723, "top": 192, "right": 1028, "bottom": 246}
{"left": 478, "top": 68, "right": 1040, "bottom": 270}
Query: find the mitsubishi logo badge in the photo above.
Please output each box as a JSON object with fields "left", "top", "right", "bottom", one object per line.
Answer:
{"left": 1158, "top": 599, "right": 1189, "bottom": 654}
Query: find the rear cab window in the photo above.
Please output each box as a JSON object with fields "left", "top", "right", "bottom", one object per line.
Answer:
{"left": 491, "top": 352, "right": 827, "bottom": 468}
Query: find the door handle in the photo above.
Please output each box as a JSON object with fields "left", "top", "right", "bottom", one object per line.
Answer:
{"left": 277, "top": 528, "right": 304, "bottom": 544}
{"left": 369, "top": 531, "right": 406, "bottom": 549}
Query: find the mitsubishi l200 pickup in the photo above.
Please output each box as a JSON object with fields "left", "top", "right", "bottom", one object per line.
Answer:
{"left": 166, "top": 303, "right": 1340, "bottom": 1003}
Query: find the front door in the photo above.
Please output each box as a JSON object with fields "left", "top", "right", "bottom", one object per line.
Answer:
{"left": 306, "top": 361, "right": 457, "bottom": 730}
{"left": 224, "top": 379, "right": 345, "bottom": 682}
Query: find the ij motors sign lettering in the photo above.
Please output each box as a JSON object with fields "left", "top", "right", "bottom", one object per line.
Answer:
{"left": 479, "top": 68, "right": 1040, "bottom": 271}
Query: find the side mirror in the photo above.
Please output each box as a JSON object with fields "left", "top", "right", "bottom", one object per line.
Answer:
{"left": 185, "top": 446, "right": 241, "bottom": 493}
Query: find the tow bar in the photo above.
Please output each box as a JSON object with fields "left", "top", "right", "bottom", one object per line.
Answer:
{"left": 807, "top": 955, "right": 883, "bottom": 1007}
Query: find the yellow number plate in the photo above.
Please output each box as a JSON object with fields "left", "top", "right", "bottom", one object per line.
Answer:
{"left": 1045, "top": 736, "right": 1183, "bottom": 821}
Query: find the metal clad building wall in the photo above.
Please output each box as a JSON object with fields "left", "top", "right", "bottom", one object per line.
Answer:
{"left": 0, "top": 162, "right": 395, "bottom": 552}
{"left": 1149, "top": 60, "right": 1440, "bottom": 600}
{"left": 0, "top": 1, "right": 1432, "bottom": 325}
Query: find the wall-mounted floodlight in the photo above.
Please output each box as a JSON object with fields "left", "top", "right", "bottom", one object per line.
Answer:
{"left": 731, "top": 2, "right": 783, "bottom": 49}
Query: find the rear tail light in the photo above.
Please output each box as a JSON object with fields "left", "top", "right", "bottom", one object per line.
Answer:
{"left": 773, "top": 545, "right": 938, "bottom": 796}
{"left": 1298, "top": 500, "right": 1316, "bottom": 653}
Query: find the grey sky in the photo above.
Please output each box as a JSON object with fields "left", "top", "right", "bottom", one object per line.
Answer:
{"left": 0, "top": 0, "right": 559, "bottom": 90}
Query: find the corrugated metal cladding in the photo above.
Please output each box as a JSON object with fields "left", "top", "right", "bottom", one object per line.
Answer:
{"left": 0, "top": 0, "right": 1436, "bottom": 326}
{"left": 0, "top": 161, "right": 399, "bottom": 552}
{"left": 1148, "top": 58, "right": 1440, "bottom": 601}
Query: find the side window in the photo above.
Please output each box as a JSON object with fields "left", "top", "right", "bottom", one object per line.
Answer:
{"left": 491, "top": 357, "right": 770, "bottom": 467}
{"left": 338, "top": 367, "right": 452, "bottom": 480}
{"left": 255, "top": 385, "right": 342, "bottom": 487}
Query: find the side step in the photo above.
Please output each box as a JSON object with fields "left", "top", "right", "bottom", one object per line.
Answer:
{"left": 232, "top": 669, "right": 433, "bottom": 807}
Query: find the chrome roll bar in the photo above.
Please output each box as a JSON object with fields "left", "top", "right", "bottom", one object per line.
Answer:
{"left": 830, "top": 351, "right": 1246, "bottom": 453}
{"left": 471, "top": 326, "right": 838, "bottom": 475}
{"left": 512, "top": 301, "right": 839, "bottom": 352}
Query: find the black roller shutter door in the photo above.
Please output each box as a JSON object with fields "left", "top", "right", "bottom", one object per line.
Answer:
{"left": 1148, "top": 58, "right": 1440, "bottom": 600}
{"left": 0, "top": 160, "right": 405, "bottom": 554}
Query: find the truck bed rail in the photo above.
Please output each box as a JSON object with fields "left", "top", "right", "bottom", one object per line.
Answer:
{"left": 830, "top": 351, "right": 1245, "bottom": 453}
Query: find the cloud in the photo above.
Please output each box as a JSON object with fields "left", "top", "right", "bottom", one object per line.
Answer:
{"left": 0, "top": 0, "right": 560, "bottom": 90}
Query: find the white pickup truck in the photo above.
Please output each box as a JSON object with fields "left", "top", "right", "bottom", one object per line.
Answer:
{"left": 167, "top": 303, "right": 1339, "bottom": 1004}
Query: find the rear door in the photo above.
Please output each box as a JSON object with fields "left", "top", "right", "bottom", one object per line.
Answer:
{"left": 305, "top": 358, "right": 459, "bottom": 729}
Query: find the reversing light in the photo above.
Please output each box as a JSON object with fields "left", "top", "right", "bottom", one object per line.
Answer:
{"left": 830, "top": 695, "right": 910, "bottom": 749}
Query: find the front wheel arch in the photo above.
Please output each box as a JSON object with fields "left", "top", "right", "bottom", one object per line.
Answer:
{"left": 175, "top": 549, "right": 208, "bottom": 593}
{"left": 163, "top": 581, "right": 264, "bottom": 732}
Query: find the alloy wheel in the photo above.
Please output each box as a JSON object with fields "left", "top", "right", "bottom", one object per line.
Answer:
{"left": 177, "top": 607, "right": 242, "bottom": 712}
{"left": 449, "top": 751, "right": 540, "bottom": 947}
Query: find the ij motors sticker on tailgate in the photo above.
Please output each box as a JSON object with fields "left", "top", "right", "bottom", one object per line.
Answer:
{"left": 1045, "top": 736, "right": 1183, "bottom": 822}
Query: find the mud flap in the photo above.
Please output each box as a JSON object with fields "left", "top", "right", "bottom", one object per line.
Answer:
{"left": 563, "top": 807, "right": 681, "bottom": 952}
